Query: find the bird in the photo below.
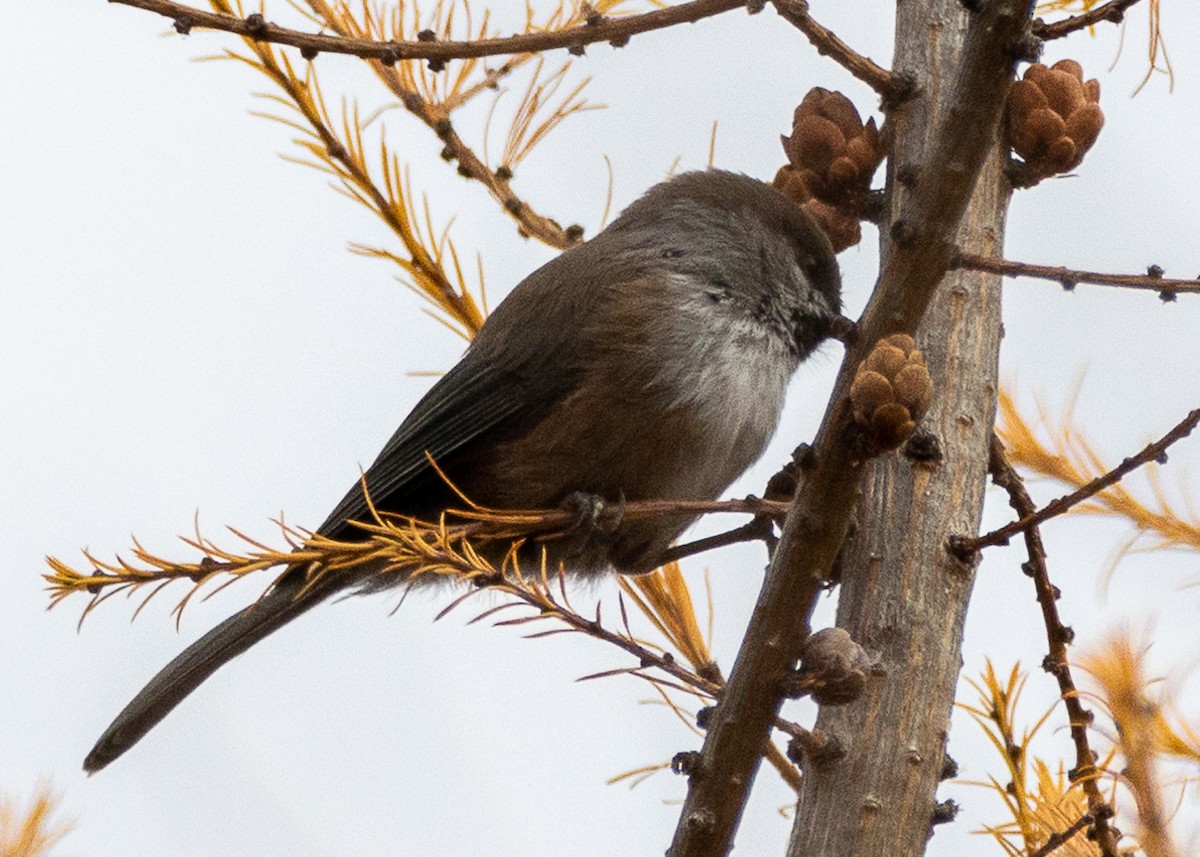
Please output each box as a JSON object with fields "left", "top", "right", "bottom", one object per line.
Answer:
{"left": 84, "top": 169, "right": 843, "bottom": 773}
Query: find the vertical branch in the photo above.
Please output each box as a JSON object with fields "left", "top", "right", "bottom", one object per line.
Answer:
{"left": 987, "top": 436, "right": 1120, "bottom": 856}
{"left": 667, "top": 2, "right": 1032, "bottom": 855}
{"left": 787, "top": 2, "right": 1023, "bottom": 853}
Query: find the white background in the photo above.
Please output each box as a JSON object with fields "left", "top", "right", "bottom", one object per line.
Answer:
{"left": 3, "top": 2, "right": 1199, "bottom": 855}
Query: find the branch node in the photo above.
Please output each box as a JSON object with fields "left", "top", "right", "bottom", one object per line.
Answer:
{"left": 671, "top": 750, "right": 703, "bottom": 779}
{"left": 173, "top": 15, "right": 192, "bottom": 34}
{"left": 939, "top": 754, "right": 959, "bottom": 781}
{"left": 946, "top": 534, "right": 982, "bottom": 565}
{"left": 244, "top": 12, "right": 267, "bottom": 38}
{"left": 903, "top": 429, "right": 942, "bottom": 466}
{"left": 858, "top": 189, "right": 887, "bottom": 223}
{"left": 888, "top": 219, "right": 917, "bottom": 247}
{"left": 882, "top": 72, "right": 918, "bottom": 110}
{"left": 682, "top": 808, "right": 716, "bottom": 833}
{"left": 895, "top": 162, "right": 920, "bottom": 189}
{"left": 786, "top": 729, "right": 845, "bottom": 767}
{"left": 1011, "top": 32, "right": 1043, "bottom": 64}
{"left": 930, "top": 799, "right": 959, "bottom": 826}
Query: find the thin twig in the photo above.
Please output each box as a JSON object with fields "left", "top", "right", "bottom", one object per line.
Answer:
{"left": 955, "top": 251, "right": 1200, "bottom": 300}
{"left": 218, "top": 15, "right": 485, "bottom": 332}
{"left": 299, "top": 0, "right": 579, "bottom": 248}
{"left": 655, "top": 515, "right": 777, "bottom": 566}
{"left": 113, "top": 0, "right": 746, "bottom": 62}
{"left": 956, "top": 408, "right": 1200, "bottom": 553}
{"left": 1032, "top": 0, "right": 1143, "bottom": 40}
{"left": 770, "top": 0, "right": 912, "bottom": 103}
{"left": 1028, "top": 813, "right": 1094, "bottom": 857}
{"left": 495, "top": 575, "right": 727, "bottom": 700}
{"left": 984, "top": 436, "right": 1118, "bottom": 857}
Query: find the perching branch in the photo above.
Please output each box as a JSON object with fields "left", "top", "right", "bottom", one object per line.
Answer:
{"left": 954, "top": 406, "right": 1200, "bottom": 554}
{"left": 45, "top": 495, "right": 789, "bottom": 612}
{"left": 954, "top": 251, "right": 1200, "bottom": 300}
{"left": 112, "top": 0, "right": 747, "bottom": 63}
{"left": 981, "top": 436, "right": 1119, "bottom": 856}
{"left": 47, "top": 513, "right": 819, "bottom": 760}
{"left": 1032, "top": 0, "right": 1144, "bottom": 41}
{"left": 770, "top": 0, "right": 912, "bottom": 104}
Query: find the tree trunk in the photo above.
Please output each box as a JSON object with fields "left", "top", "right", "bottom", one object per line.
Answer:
{"left": 787, "top": 3, "right": 1011, "bottom": 855}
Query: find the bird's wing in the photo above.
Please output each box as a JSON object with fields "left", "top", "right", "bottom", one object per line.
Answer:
{"left": 315, "top": 240, "right": 634, "bottom": 539}
{"left": 314, "top": 357, "right": 567, "bottom": 539}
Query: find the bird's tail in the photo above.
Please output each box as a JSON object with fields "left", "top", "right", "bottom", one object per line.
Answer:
{"left": 84, "top": 576, "right": 331, "bottom": 773}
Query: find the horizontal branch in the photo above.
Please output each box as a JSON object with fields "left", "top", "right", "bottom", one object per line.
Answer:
{"left": 45, "top": 494, "right": 790, "bottom": 608}
{"left": 954, "top": 251, "right": 1200, "bottom": 299}
{"left": 769, "top": 0, "right": 911, "bottom": 102}
{"left": 955, "top": 406, "right": 1200, "bottom": 554}
{"left": 1032, "top": 0, "right": 1143, "bottom": 41}
{"left": 112, "top": 0, "right": 747, "bottom": 61}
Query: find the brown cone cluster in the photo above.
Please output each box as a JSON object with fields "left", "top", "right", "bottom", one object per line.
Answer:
{"left": 774, "top": 88, "right": 885, "bottom": 253}
{"left": 1009, "top": 60, "right": 1104, "bottom": 179}
{"left": 850, "top": 334, "right": 932, "bottom": 452}
{"left": 773, "top": 166, "right": 861, "bottom": 253}
{"left": 782, "top": 88, "right": 884, "bottom": 205}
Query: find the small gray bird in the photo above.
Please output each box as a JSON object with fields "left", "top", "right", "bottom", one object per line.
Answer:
{"left": 84, "top": 169, "right": 842, "bottom": 772}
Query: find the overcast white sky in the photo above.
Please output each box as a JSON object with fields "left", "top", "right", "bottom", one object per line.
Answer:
{"left": 3, "top": 2, "right": 1200, "bottom": 855}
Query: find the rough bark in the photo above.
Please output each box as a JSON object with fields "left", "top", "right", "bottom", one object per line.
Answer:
{"left": 668, "top": 1, "right": 1027, "bottom": 855}
{"left": 787, "top": 3, "right": 1012, "bottom": 856}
